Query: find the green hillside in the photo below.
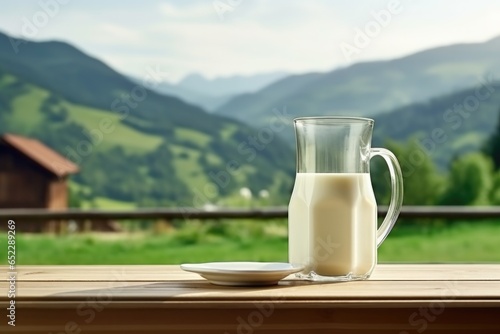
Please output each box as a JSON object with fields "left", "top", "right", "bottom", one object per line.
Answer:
{"left": 0, "top": 32, "right": 294, "bottom": 207}
{"left": 216, "top": 36, "right": 500, "bottom": 134}
{"left": 373, "top": 81, "right": 500, "bottom": 168}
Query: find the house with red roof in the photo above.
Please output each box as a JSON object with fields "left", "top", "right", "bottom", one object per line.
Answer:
{"left": 0, "top": 133, "right": 79, "bottom": 232}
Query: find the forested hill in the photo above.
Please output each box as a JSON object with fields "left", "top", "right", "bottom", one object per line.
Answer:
{"left": 0, "top": 31, "right": 294, "bottom": 207}
{"left": 373, "top": 78, "right": 500, "bottom": 168}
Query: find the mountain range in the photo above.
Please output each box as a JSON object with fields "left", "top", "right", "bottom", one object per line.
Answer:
{"left": 216, "top": 36, "right": 500, "bottom": 134}
{"left": 179, "top": 72, "right": 289, "bottom": 97}
{"left": 146, "top": 72, "right": 288, "bottom": 112}
{"left": 0, "top": 31, "right": 294, "bottom": 207}
{"left": 141, "top": 80, "right": 231, "bottom": 112}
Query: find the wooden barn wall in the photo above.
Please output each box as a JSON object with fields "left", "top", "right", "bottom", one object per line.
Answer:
{"left": 0, "top": 144, "right": 54, "bottom": 209}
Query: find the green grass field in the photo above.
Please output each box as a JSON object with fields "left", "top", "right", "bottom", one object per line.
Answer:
{"left": 5, "top": 80, "right": 164, "bottom": 154}
{"left": 2, "top": 221, "right": 500, "bottom": 265}
{"left": 8, "top": 84, "right": 48, "bottom": 132}
{"left": 64, "top": 102, "right": 163, "bottom": 153}
{"left": 170, "top": 145, "right": 210, "bottom": 191}
{"left": 175, "top": 127, "right": 211, "bottom": 147}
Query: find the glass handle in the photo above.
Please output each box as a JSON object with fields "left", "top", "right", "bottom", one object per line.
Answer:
{"left": 370, "top": 148, "right": 404, "bottom": 247}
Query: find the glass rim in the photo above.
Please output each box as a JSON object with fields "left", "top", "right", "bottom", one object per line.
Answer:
{"left": 294, "top": 116, "right": 374, "bottom": 124}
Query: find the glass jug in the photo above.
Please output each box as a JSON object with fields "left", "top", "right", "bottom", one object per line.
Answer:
{"left": 288, "top": 117, "right": 403, "bottom": 281}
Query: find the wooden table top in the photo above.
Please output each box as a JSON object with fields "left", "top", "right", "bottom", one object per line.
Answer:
{"left": 1, "top": 264, "right": 500, "bottom": 333}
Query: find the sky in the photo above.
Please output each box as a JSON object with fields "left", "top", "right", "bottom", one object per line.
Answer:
{"left": 1, "top": 0, "right": 500, "bottom": 83}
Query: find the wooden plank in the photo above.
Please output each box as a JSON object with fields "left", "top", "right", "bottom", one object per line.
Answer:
{"left": 1, "top": 280, "right": 499, "bottom": 302}
{"left": 10, "top": 299, "right": 500, "bottom": 309}
{"left": 1, "top": 306, "right": 499, "bottom": 334}
{"left": 2, "top": 264, "right": 500, "bottom": 282}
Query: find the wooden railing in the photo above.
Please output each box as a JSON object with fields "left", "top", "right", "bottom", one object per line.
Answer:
{"left": 2, "top": 206, "right": 500, "bottom": 221}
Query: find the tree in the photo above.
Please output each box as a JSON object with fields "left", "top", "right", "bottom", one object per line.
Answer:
{"left": 483, "top": 106, "right": 500, "bottom": 170}
{"left": 439, "top": 153, "right": 493, "bottom": 205}
{"left": 68, "top": 187, "right": 82, "bottom": 208}
{"left": 371, "top": 139, "right": 444, "bottom": 206}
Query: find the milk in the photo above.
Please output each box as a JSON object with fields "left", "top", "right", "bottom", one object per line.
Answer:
{"left": 288, "top": 173, "right": 377, "bottom": 278}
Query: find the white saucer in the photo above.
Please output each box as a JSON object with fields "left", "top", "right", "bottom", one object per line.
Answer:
{"left": 180, "top": 262, "right": 303, "bottom": 286}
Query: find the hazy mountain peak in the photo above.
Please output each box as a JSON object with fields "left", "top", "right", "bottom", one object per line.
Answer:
{"left": 487, "top": 34, "right": 500, "bottom": 44}
{"left": 177, "top": 71, "right": 289, "bottom": 97}
{"left": 179, "top": 73, "right": 207, "bottom": 85}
